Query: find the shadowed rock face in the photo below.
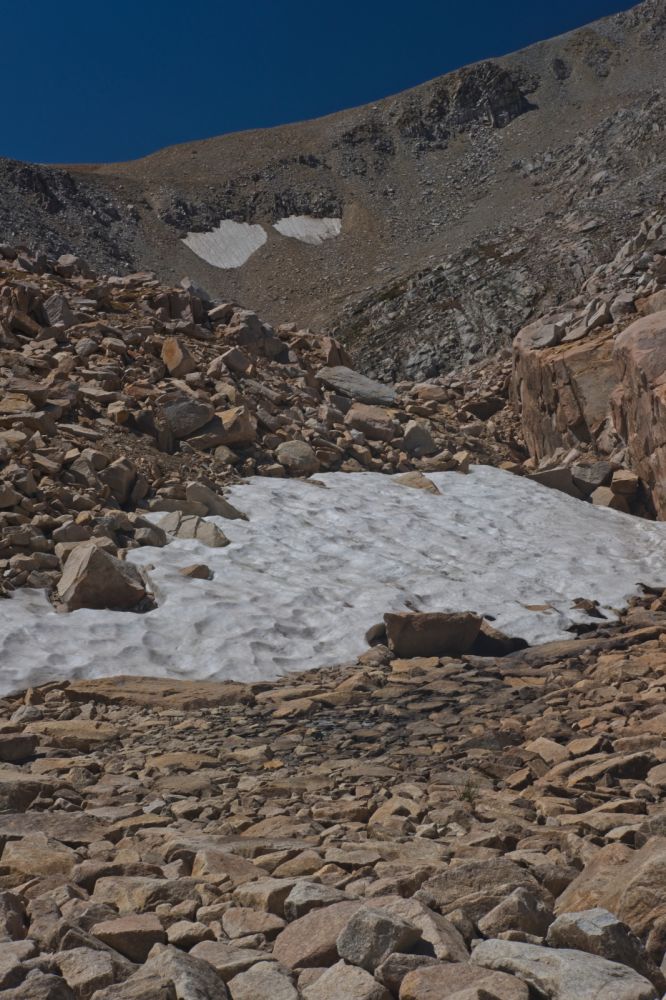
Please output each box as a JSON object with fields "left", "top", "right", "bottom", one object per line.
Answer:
{"left": 2, "top": 1, "right": 666, "bottom": 379}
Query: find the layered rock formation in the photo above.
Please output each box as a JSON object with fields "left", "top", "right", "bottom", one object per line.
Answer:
{"left": 512, "top": 208, "right": 666, "bottom": 516}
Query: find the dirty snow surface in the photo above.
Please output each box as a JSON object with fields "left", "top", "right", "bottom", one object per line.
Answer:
{"left": 182, "top": 220, "right": 267, "bottom": 268}
{"left": 274, "top": 216, "right": 342, "bottom": 245}
{"left": 2, "top": 466, "right": 666, "bottom": 696}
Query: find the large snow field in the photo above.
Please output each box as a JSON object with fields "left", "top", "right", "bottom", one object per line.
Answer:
{"left": 1, "top": 466, "right": 665, "bottom": 696}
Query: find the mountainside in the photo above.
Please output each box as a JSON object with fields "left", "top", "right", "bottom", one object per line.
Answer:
{"left": 1, "top": 0, "right": 665, "bottom": 379}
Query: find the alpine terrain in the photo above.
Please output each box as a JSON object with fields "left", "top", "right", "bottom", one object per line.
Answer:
{"left": 1, "top": 1, "right": 666, "bottom": 998}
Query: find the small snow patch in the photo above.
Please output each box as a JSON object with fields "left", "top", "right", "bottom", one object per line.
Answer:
{"left": 183, "top": 220, "right": 267, "bottom": 269}
{"left": 274, "top": 215, "right": 342, "bottom": 245}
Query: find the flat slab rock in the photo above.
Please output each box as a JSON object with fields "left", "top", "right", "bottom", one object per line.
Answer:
{"left": 472, "top": 939, "right": 657, "bottom": 1000}
{"left": 315, "top": 366, "right": 397, "bottom": 405}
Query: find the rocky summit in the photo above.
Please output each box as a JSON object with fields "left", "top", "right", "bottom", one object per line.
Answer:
{"left": 3, "top": 0, "right": 666, "bottom": 997}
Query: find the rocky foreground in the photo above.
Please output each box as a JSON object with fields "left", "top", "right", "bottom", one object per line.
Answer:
{"left": 0, "top": 592, "right": 666, "bottom": 999}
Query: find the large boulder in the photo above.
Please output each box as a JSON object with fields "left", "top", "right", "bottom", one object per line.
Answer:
{"left": 546, "top": 909, "right": 665, "bottom": 992}
{"left": 556, "top": 837, "right": 666, "bottom": 939}
{"left": 384, "top": 612, "right": 482, "bottom": 658}
{"left": 512, "top": 325, "right": 617, "bottom": 462}
{"left": 345, "top": 403, "right": 400, "bottom": 442}
{"left": 399, "top": 962, "right": 529, "bottom": 1000}
{"left": 164, "top": 399, "right": 214, "bottom": 439}
{"left": 336, "top": 907, "right": 421, "bottom": 972}
{"left": 56, "top": 543, "right": 147, "bottom": 612}
{"left": 472, "top": 939, "right": 657, "bottom": 1000}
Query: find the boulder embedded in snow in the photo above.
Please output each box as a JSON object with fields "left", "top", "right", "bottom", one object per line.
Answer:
{"left": 316, "top": 366, "right": 396, "bottom": 406}
{"left": 159, "top": 512, "right": 229, "bottom": 548}
{"left": 529, "top": 467, "right": 584, "bottom": 500}
{"left": 471, "top": 620, "right": 529, "bottom": 657}
{"left": 384, "top": 611, "right": 482, "bottom": 658}
{"left": 471, "top": 938, "right": 657, "bottom": 1000}
{"left": 56, "top": 542, "right": 147, "bottom": 612}
{"left": 276, "top": 441, "right": 320, "bottom": 476}
{"left": 185, "top": 481, "right": 247, "bottom": 520}
{"left": 394, "top": 471, "right": 440, "bottom": 494}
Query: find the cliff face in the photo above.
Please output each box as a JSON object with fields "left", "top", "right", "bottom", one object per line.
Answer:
{"left": 2, "top": 1, "right": 666, "bottom": 379}
{"left": 512, "top": 210, "right": 666, "bottom": 517}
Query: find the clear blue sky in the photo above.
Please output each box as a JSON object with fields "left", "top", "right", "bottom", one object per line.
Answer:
{"left": 2, "top": 0, "right": 636, "bottom": 164}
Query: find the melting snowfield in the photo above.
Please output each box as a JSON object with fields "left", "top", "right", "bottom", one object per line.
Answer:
{"left": 2, "top": 466, "right": 666, "bottom": 696}
{"left": 183, "top": 215, "right": 342, "bottom": 268}
{"left": 273, "top": 216, "right": 342, "bottom": 245}
{"left": 182, "top": 220, "right": 267, "bottom": 268}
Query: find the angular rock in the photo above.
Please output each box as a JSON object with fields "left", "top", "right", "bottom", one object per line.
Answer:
{"left": 159, "top": 511, "right": 229, "bottom": 548}
{"left": 56, "top": 542, "right": 147, "bottom": 612}
{"left": 91, "top": 913, "right": 166, "bottom": 962}
{"left": 472, "top": 938, "right": 656, "bottom": 1000}
{"left": 302, "top": 960, "right": 390, "bottom": 1000}
{"left": 273, "top": 901, "right": 363, "bottom": 969}
{"left": 316, "top": 367, "right": 396, "bottom": 406}
{"left": 399, "top": 962, "right": 529, "bottom": 1000}
{"left": 546, "top": 908, "right": 665, "bottom": 992}
{"left": 164, "top": 399, "right": 214, "bottom": 439}
{"left": 227, "top": 961, "right": 297, "bottom": 1000}
{"left": 337, "top": 907, "right": 421, "bottom": 972}
{"left": 384, "top": 611, "right": 482, "bottom": 658}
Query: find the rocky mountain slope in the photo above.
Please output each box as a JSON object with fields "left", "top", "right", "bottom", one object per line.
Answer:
{"left": 1, "top": 0, "right": 665, "bottom": 379}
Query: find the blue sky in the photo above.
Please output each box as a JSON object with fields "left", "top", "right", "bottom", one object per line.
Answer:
{"left": 2, "top": 0, "right": 635, "bottom": 164}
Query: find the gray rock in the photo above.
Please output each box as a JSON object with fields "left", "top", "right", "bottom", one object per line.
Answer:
{"left": 316, "top": 367, "right": 396, "bottom": 406}
{"left": 402, "top": 420, "right": 437, "bottom": 456}
{"left": 164, "top": 399, "right": 215, "bottom": 439}
{"left": 43, "top": 293, "right": 76, "bottom": 328}
{"left": 529, "top": 467, "right": 584, "bottom": 500}
{"left": 571, "top": 461, "right": 613, "bottom": 496}
{"left": 337, "top": 907, "right": 421, "bottom": 972}
{"left": 283, "top": 883, "right": 347, "bottom": 921}
{"left": 478, "top": 888, "right": 554, "bottom": 939}
{"left": 472, "top": 938, "right": 657, "bottom": 1000}
{"left": 276, "top": 441, "right": 320, "bottom": 476}
{"left": 373, "top": 953, "right": 438, "bottom": 995}
{"left": 185, "top": 481, "right": 247, "bottom": 520}
{"left": 546, "top": 908, "right": 665, "bottom": 992}
{"left": 159, "top": 512, "right": 229, "bottom": 548}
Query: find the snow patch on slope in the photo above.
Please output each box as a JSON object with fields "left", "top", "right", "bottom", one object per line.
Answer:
{"left": 2, "top": 466, "right": 666, "bottom": 696}
{"left": 182, "top": 220, "right": 267, "bottom": 268}
{"left": 274, "top": 216, "right": 342, "bottom": 245}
